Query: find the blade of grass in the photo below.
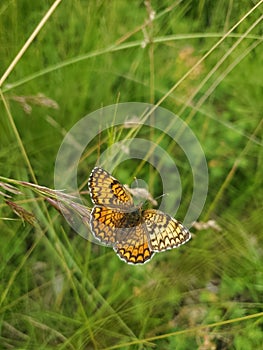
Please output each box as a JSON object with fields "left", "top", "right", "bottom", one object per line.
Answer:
{"left": 105, "top": 312, "right": 263, "bottom": 349}
{"left": 0, "top": 90, "right": 37, "bottom": 183}
{"left": 204, "top": 117, "right": 263, "bottom": 220}
{"left": 0, "top": 0, "right": 62, "bottom": 87}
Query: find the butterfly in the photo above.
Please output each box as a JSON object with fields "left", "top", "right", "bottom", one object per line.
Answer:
{"left": 88, "top": 167, "right": 191, "bottom": 264}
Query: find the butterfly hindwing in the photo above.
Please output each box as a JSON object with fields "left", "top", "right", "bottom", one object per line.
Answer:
{"left": 114, "top": 223, "right": 154, "bottom": 264}
{"left": 90, "top": 206, "right": 126, "bottom": 245}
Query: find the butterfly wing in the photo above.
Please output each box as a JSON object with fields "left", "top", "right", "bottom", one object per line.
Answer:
{"left": 114, "top": 223, "right": 154, "bottom": 264}
{"left": 142, "top": 209, "right": 191, "bottom": 252}
{"left": 91, "top": 205, "right": 154, "bottom": 263}
{"left": 90, "top": 206, "right": 127, "bottom": 245}
{"left": 88, "top": 167, "right": 133, "bottom": 208}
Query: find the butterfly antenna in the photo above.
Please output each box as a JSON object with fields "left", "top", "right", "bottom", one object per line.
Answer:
{"left": 154, "top": 193, "right": 169, "bottom": 201}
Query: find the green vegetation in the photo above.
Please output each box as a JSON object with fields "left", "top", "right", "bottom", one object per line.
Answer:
{"left": 0, "top": 1, "right": 262, "bottom": 349}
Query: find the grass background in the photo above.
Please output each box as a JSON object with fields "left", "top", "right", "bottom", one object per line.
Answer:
{"left": 0, "top": 0, "right": 263, "bottom": 349}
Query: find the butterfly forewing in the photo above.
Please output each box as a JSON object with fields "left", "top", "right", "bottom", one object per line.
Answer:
{"left": 142, "top": 209, "right": 191, "bottom": 252}
{"left": 88, "top": 167, "right": 133, "bottom": 208}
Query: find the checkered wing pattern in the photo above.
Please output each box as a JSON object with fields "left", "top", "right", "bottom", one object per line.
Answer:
{"left": 88, "top": 167, "right": 191, "bottom": 265}
{"left": 142, "top": 209, "right": 191, "bottom": 251}
{"left": 88, "top": 167, "right": 133, "bottom": 208}
{"left": 114, "top": 223, "right": 154, "bottom": 264}
{"left": 90, "top": 206, "right": 127, "bottom": 245}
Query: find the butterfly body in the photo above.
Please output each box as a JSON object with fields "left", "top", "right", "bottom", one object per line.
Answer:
{"left": 88, "top": 167, "right": 191, "bottom": 264}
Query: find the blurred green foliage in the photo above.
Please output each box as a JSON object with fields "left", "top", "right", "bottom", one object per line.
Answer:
{"left": 0, "top": 0, "right": 262, "bottom": 349}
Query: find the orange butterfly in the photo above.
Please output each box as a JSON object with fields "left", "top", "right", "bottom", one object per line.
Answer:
{"left": 88, "top": 167, "right": 191, "bottom": 264}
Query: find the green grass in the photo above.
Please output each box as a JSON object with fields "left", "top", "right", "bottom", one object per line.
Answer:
{"left": 0, "top": 0, "right": 263, "bottom": 349}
